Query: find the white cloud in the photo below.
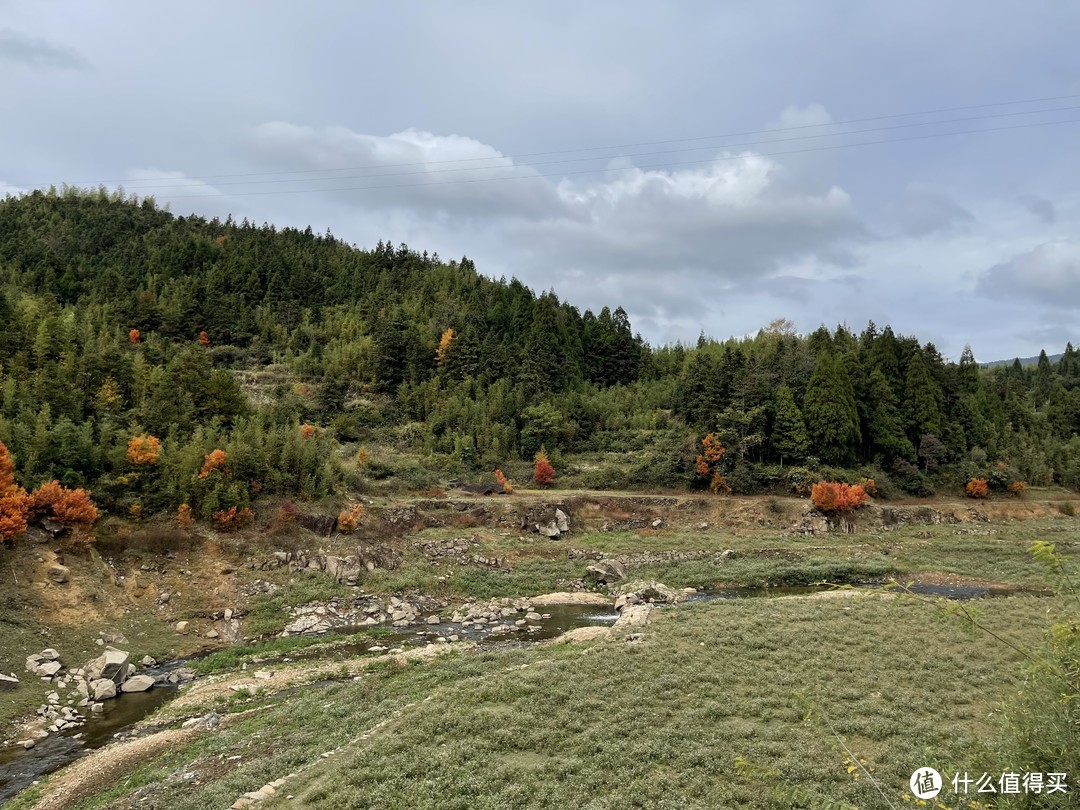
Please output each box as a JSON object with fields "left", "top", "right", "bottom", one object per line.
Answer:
{"left": 976, "top": 240, "right": 1080, "bottom": 308}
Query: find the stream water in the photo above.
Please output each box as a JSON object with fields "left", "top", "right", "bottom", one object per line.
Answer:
{"left": 0, "top": 582, "right": 1042, "bottom": 803}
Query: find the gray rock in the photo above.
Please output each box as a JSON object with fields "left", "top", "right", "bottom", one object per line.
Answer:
{"left": 175, "top": 621, "right": 189, "bottom": 633}
{"left": 585, "top": 559, "right": 627, "bottom": 584}
{"left": 554, "top": 509, "right": 570, "bottom": 533}
{"left": 120, "top": 675, "right": 155, "bottom": 693}
{"left": 85, "top": 647, "right": 131, "bottom": 684}
{"left": 91, "top": 679, "right": 117, "bottom": 700}
{"left": 39, "top": 649, "right": 61, "bottom": 661}
{"left": 0, "top": 673, "right": 19, "bottom": 691}
{"left": 37, "top": 661, "right": 62, "bottom": 677}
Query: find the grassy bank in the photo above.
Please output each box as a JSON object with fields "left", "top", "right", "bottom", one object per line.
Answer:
{"left": 24, "top": 591, "right": 1061, "bottom": 809}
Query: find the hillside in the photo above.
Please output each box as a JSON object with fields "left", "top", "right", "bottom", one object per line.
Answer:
{"left": 0, "top": 187, "right": 1078, "bottom": 533}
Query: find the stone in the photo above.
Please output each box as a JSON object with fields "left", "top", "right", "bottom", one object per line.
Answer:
{"left": 525, "top": 612, "right": 542, "bottom": 621}
{"left": 426, "top": 615, "right": 440, "bottom": 624}
{"left": 121, "top": 675, "right": 155, "bottom": 693}
{"left": 100, "top": 632, "right": 129, "bottom": 645}
{"left": 141, "top": 655, "right": 157, "bottom": 667}
{"left": 37, "top": 661, "right": 62, "bottom": 677}
{"left": 253, "top": 670, "right": 274, "bottom": 680}
{"left": 554, "top": 509, "right": 570, "bottom": 533}
{"left": 651, "top": 518, "right": 663, "bottom": 528}
{"left": 39, "top": 649, "right": 61, "bottom": 661}
{"left": 175, "top": 621, "right": 189, "bottom": 633}
{"left": 91, "top": 702, "right": 105, "bottom": 713}
{"left": 85, "top": 647, "right": 131, "bottom": 684}
{"left": 47, "top": 564, "right": 70, "bottom": 584}
{"left": 20, "top": 739, "right": 35, "bottom": 749}
{"left": 205, "top": 629, "right": 220, "bottom": 639}
{"left": 585, "top": 559, "right": 627, "bottom": 584}
{"left": 91, "top": 679, "right": 117, "bottom": 700}
{"left": 0, "top": 673, "right": 19, "bottom": 691}
{"left": 158, "top": 591, "right": 171, "bottom": 604}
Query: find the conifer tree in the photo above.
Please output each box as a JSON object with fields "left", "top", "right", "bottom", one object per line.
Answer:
{"left": 803, "top": 352, "right": 861, "bottom": 465}
{"left": 771, "top": 385, "right": 808, "bottom": 466}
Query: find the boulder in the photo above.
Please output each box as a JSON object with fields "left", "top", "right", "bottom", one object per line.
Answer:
{"left": 85, "top": 646, "right": 131, "bottom": 684}
{"left": 91, "top": 678, "right": 117, "bottom": 700}
{"left": 39, "top": 649, "right": 60, "bottom": 661}
{"left": 120, "top": 675, "right": 155, "bottom": 693}
{"left": 0, "top": 673, "right": 19, "bottom": 691}
{"left": 585, "top": 559, "right": 627, "bottom": 584}
{"left": 175, "top": 621, "right": 189, "bottom": 633}
{"left": 37, "top": 661, "right": 62, "bottom": 677}
{"left": 613, "top": 580, "right": 682, "bottom": 610}
{"left": 47, "top": 564, "right": 70, "bottom": 584}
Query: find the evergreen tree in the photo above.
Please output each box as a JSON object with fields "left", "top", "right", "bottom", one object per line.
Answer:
{"left": 803, "top": 352, "right": 861, "bottom": 465}
{"left": 771, "top": 385, "right": 808, "bottom": 465}
{"left": 904, "top": 348, "right": 944, "bottom": 442}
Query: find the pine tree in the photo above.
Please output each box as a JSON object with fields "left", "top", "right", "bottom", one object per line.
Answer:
{"left": 803, "top": 352, "right": 861, "bottom": 465}
{"left": 904, "top": 349, "right": 944, "bottom": 442}
{"left": 771, "top": 385, "right": 808, "bottom": 466}
{"left": 867, "top": 369, "right": 915, "bottom": 462}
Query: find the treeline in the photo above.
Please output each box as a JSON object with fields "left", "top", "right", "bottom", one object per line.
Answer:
{"left": 0, "top": 188, "right": 1077, "bottom": 517}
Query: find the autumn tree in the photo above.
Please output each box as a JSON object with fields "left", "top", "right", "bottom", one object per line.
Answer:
{"left": 338, "top": 503, "right": 363, "bottom": 533}
{"left": 494, "top": 469, "right": 513, "bottom": 494}
{"left": 0, "top": 441, "right": 31, "bottom": 541}
{"left": 533, "top": 446, "right": 555, "bottom": 487}
{"left": 965, "top": 477, "right": 989, "bottom": 499}
{"left": 695, "top": 433, "right": 729, "bottom": 494}
{"left": 199, "top": 330, "right": 211, "bottom": 347}
{"left": 126, "top": 434, "right": 162, "bottom": 465}
{"left": 811, "top": 481, "right": 869, "bottom": 514}
{"left": 31, "top": 480, "right": 99, "bottom": 529}
{"left": 129, "top": 328, "right": 141, "bottom": 344}
{"left": 436, "top": 327, "right": 455, "bottom": 365}
{"left": 199, "top": 449, "right": 228, "bottom": 479}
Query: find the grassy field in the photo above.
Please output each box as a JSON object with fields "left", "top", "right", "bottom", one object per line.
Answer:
{"left": 14, "top": 589, "right": 1069, "bottom": 809}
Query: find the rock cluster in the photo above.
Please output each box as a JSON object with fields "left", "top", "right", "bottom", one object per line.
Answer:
{"left": 612, "top": 580, "right": 684, "bottom": 612}
{"left": 22, "top": 644, "right": 193, "bottom": 739}
{"left": 520, "top": 504, "right": 572, "bottom": 537}
{"left": 449, "top": 597, "right": 551, "bottom": 635}
{"left": 282, "top": 594, "right": 446, "bottom": 635}
{"left": 249, "top": 548, "right": 400, "bottom": 584}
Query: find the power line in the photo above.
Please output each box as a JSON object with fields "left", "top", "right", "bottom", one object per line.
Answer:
{"left": 87, "top": 104, "right": 1080, "bottom": 193}
{"left": 21, "top": 92, "right": 1080, "bottom": 190}
{"left": 150, "top": 115, "right": 1080, "bottom": 200}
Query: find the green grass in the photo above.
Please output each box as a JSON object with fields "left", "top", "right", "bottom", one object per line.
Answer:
{"left": 47, "top": 592, "right": 1061, "bottom": 809}
{"left": 190, "top": 629, "right": 394, "bottom": 676}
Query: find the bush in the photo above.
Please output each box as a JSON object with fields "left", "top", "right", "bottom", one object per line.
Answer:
{"left": 965, "top": 477, "right": 989, "bottom": 499}
{"left": 1059, "top": 502, "right": 1075, "bottom": 517}
{"left": 810, "top": 481, "right": 868, "bottom": 514}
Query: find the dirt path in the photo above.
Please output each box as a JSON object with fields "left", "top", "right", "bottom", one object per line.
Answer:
{"left": 31, "top": 727, "right": 201, "bottom": 810}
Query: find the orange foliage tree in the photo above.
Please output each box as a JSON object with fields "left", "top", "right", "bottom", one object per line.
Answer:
{"left": 338, "top": 504, "right": 363, "bottom": 533}
{"left": 213, "top": 506, "right": 253, "bottom": 532}
{"left": 695, "top": 433, "right": 728, "bottom": 494}
{"left": 1008, "top": 480, "right": 1026, "bottom": 496}
{"left": 0, "top": 441, "right": 31, "bottom": 540}
{"left": 533, "top": 447, "right": 555, "bottom": 487}
{"left": 198, "top": 449, "right": 228, "bottom": 479}
{"left": 31, "top": 480, "right": 100, "bottom": 529}
{"left": 198, "top": 331, "right": 211, "bottom": 347}
{"left": 299, "top": 424, "right": 317, "bottom": 440}
{"left": 177, "top": 503, "right": 193, "bottom": 528}
{"left": 810, "top": 481, "right": 869, "bottom": 515}
{"left": 494, "top": 469, "right": 513, "bottom": 494}
{"left": 126, "top": 434, "right": 161, "bottom": 465}
{"left": 129, "top": 328, "right": 141, "bottom": 344}
{"left": 966, "top": 477, "right": 989, "bottom": 499}
{"left": 435, "top": 327, "right": 455, "bottom": 365}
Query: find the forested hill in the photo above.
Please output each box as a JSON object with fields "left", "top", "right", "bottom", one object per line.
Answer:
{"left": 0, "top": 188, "right": 1078, "bottom": 525}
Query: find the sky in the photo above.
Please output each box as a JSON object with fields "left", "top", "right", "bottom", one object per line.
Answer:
{"left": 1, "top": 1, "right": 1078, "bottom": 362}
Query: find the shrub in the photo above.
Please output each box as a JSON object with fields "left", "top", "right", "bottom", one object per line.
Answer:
{"left": 177, "top": 503, "right": 193, "bottom": 528}
{"left": 213, "top": 506, "right": 253, "bottom": 532}
{"left": 338, "top": 504, "right": 363, "bottom": 534}
{"left": 1058, "top": 502, "right": 1075, "bottom": 517}
{"left": 199, "top": 449, "right": 228, "bottom": 479}
{"left": 810, "top": 481, "right": 868, "bottom": 514}
{"left": 965, "top": 477, "right": 989, "bottom": 499}
{"left": 494, "top": 469, "right": 513, "bottom": 494}
{"left": 32, "top": 480, "right": 100, "bottom": 529}
{"left": 1007, "top": 480, "right": 1026, "bottom": 496}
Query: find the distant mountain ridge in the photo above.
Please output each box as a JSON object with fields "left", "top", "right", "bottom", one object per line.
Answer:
{"left": 982, "top": 352, "right": 1065, "bottom": 368}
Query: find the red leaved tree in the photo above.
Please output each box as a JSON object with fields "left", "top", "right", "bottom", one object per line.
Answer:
{"left": 533, "top": 447, "right": 555, "bottom": 487}
{"left": 965, "top": 478, "right": 989, "bottom": 499}
{"left": 198, "top": 331, "right": 211, "bottom": 347}
{"left": 338, "top": 504, "right": 363, "bottom": 533}
{"left": 129, "top": 329, "right": 141, "bottom": 344}
{"left": 694, "top": 433, "right": 727, "bottom": 493}
{"left": 810, "top": 481, "right": 869, "bottom": 515}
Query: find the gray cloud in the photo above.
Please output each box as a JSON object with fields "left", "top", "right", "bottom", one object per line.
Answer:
{"left": 976, "top": 241, "right": 1080, "bottom": 308}
{"left": 0, "top": 28, "right": 87, "bottom": 70}
{"left": 1020, "top": 195, "right": 1056, "bottom": 224}
{"left": 888, "top": 184, "right": 975, "bottom": 237}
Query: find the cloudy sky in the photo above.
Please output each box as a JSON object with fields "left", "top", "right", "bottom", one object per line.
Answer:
{"left": 2, "top": 1, "right": 1078, "bottom": 361}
